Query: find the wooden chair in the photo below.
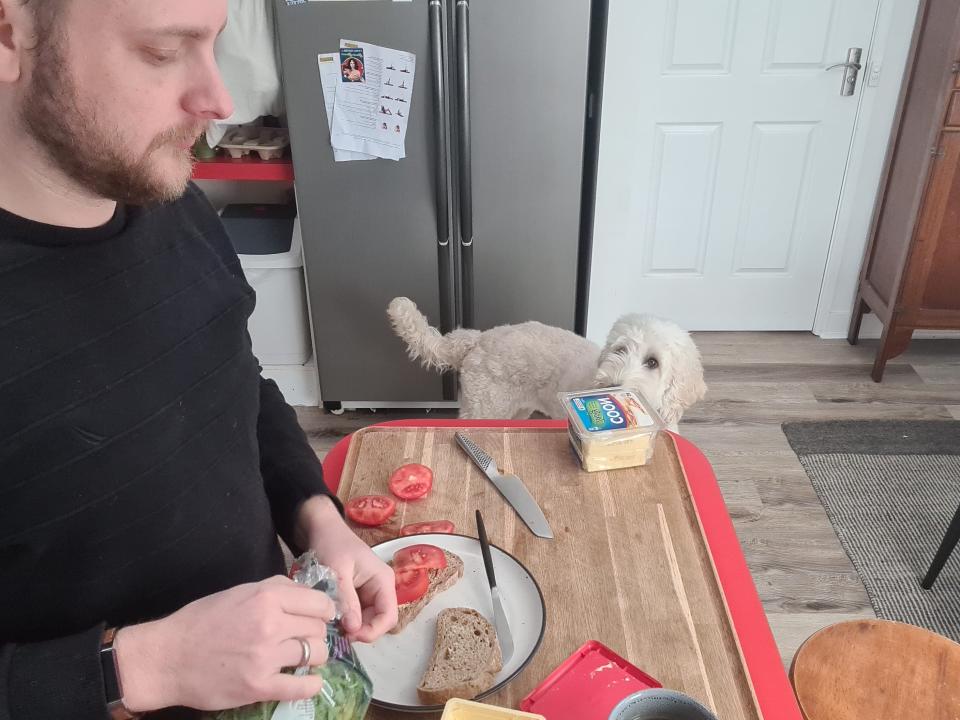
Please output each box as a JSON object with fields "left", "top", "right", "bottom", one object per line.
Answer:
{"left": 921, "top": 500, "right": 960, "bottom": 589}
{"left": 791, "top": 620, "right": 960, "bottom": 720}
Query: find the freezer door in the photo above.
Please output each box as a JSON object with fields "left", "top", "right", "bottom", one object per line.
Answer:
{"left": 274, "top": 0, "right": 454, "bottom": 402}
{"left": 456, "top": 0, "right": 592, "bottom": 331}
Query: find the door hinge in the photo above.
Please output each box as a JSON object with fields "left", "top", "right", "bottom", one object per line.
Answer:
{"left": 952, "top": 61, "right": 960, "bottom": 74}
{"left": 930, "top": 147, "right": 945, "bottom": 158}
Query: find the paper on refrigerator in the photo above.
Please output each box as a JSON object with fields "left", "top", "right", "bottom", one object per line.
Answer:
{"left": 317, "top": 53, "right": 375, "bottom": 162}
{"left": 329, "top": 39, "right": 415, "bottom": 161}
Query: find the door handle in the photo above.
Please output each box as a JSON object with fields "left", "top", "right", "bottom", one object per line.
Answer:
{"left": 456, "top": 0, "right": 474, "bottom": 328}
{"left": 429, "top": 0, "right": 455, "bottom": 338}
{"left": 429, "top": 0, "right": 449, "bottom": 250}
{"left": 825, "top": 61, "right": 862, "bottom": 71}
{"left": 456, "top": 0, "right": 472, "bottom": 251}
{"left": 826, "top": 48, "right": 862, "bottom": 96}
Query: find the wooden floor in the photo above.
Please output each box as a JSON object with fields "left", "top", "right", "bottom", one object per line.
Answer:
{"left": 295, "top": 332, "right": 960, "bottom": 666}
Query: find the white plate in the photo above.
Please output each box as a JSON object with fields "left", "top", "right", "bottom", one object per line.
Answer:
{"left": 354, "top": 533, "right": 546, "bottom": 713}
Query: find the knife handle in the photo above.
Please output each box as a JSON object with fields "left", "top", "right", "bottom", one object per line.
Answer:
{"left": 476, "top": 510, "right": 497, "bottom": 589}
{"left": 456, "top": 432, "right": 496, "bottom": 475}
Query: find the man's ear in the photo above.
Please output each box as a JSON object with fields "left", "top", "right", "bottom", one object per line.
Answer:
{"left": 0, "top": 0, "right": 31, "bottom": 84}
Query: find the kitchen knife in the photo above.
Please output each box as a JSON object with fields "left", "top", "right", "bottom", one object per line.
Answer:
{"left": 476, "top": 509, "right": 515, "bottom": 664}
{"left": 455, "top": 432, "right": 554, "bottom": 539}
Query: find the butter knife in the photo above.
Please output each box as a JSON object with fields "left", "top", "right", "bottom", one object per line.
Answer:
{"left": 476, "top": 509, "right": 515, "bottom": 664}
{"left": 455, "top": 432, "right": 554, "bottom": 539}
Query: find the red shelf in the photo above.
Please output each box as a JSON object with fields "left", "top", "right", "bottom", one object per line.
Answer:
{"left": 192, "top": 155, "right": 294, "bottom": 182}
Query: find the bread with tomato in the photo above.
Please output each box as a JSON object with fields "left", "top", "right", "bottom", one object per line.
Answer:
{"left": 391, "top": 549, "right": 464, "bottom": 634}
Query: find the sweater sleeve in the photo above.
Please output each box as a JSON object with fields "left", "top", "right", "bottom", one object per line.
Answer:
{"left": 0, "top": 626, "right": 107, "bottom": 720}
{"left": 257, "top": 374, "right": 344, "bottom": 554}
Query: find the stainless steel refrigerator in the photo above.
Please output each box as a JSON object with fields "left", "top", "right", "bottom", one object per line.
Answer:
{"left": 274, "top": 0, "right": 606, "bottom": 409}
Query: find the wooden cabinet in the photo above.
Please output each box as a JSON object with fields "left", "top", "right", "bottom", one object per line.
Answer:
{"left": 849, "top": 0, "right": 960, "bottom": 380}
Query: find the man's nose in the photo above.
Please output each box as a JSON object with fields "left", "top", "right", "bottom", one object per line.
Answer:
{"left": 184, "top": 59, "right": 234, "bottom": 121}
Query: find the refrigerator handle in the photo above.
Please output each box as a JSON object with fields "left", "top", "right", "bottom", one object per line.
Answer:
{"left": 430, "top": 0, "right": 455, "bottom": 337}
{"left": 456, "top": 0, "right": 475, "bottom": 327}
{"left": 430, "top": 0, "right": 449, "bottom": 251}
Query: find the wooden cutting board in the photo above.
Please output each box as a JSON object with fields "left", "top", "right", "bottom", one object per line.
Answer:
{"left": 337, "top": 427, "right": 761, "bottom": 720}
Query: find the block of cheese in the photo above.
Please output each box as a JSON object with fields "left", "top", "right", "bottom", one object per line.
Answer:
{"left": 559, "top": 388, "right": 663, "bottom": 472}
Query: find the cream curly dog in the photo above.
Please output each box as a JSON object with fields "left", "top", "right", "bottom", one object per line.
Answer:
{"left": 387, "top": 297, "right": 706, "bottom": 431}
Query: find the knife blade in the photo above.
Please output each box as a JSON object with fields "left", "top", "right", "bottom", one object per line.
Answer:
{"left": 476, "top": 509, "right": 514, "bottom": 664}
{"left": 455, "top": 432, "right": 554, "bottom": 539}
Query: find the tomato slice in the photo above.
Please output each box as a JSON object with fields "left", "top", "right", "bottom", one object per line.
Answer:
{"left": 388, "top": 463, "right": 433, "bottom": 501}
{"left": 400, "top": 520, "right": 455, "bottom": 536}
{"left": 393, "top": 543, "right": 447, "bottom": 572}
{"left": 344, "top": 495, "right": 396, "bottom": 527}
{"left": 395, "top": 568, "right": 429, "bottom": 605}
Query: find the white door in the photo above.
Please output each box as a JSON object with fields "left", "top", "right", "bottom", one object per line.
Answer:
{"left": 588, "top": 0, "right": 881, "bottom": 334}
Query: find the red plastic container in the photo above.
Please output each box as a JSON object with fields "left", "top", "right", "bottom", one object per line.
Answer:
{"left": 520, "top": 641, "right": 662, "bottom": 720}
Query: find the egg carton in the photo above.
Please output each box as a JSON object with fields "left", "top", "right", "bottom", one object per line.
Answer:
{"left": 217, "top": 127, "right": 290, "bottom": 160}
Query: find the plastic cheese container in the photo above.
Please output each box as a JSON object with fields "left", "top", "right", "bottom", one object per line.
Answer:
{"left": 441, "top": 699, "right": 545, "bottom": 720}
{"left": 559, "top": 387, "right": 664, "bottom": 471}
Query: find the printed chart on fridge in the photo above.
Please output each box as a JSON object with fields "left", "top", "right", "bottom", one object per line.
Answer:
{"left": 317, "top": 39, "right": 416, "bottom": 162}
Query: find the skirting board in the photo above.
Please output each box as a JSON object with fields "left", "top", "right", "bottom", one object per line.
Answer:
{"left": 817, "top": 311, "right": 960, "bottom": 340}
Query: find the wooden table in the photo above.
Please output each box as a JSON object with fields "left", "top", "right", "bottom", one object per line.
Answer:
{"left": 323, "top": 420, "right": 801, "bottom": 720}
{"left": 790, "top": 619, "right": 960, "bottom": 720}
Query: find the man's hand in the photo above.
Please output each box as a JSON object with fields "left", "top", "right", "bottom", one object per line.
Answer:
{"left": 116, "top": 576, "right": 335, "bottom": 712}
{"left": 297, "top": 495, "right": 398, "bottom": 643}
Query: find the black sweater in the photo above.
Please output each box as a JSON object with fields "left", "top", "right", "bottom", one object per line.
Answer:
{"left": 0, "top": 184, "right": 335, "bottom": 719}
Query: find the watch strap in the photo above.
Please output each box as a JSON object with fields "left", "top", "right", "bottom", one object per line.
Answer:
{"left": 100, "top": 627, "right": 142, "bottom": 720}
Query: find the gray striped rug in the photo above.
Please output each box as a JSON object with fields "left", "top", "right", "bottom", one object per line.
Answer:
{"left": 782, "top": 420, "right": 960, "bottom": 642}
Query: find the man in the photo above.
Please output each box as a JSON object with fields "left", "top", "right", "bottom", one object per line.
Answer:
{"left": 0, "top": 2, "right": 398, "bottom": 718}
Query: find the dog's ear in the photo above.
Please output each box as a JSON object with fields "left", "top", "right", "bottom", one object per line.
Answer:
{"left": 595, "top": 334, "right": 634, "bottom": 386}
{"left": 607, "top": 334, "right": 639, "bottom": 357}
{"left": 658, "top": 339, "right": 707, "bottom": 427}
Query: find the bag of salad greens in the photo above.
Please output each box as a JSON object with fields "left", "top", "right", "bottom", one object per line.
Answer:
{"left": 205, "top": 552, "right": 373, "bottom": 720}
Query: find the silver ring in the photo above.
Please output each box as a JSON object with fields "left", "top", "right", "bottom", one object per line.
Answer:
{"left": 295, "top": 637, "right": 311, "bottom": 668}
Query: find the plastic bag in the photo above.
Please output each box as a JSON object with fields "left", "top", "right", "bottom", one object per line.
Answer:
{"left": 205, "top": 552, "right": 373, "bottom": 720}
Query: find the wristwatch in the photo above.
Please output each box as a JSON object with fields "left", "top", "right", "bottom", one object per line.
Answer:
{"left": 100, "top": 627, "right": 143, "bottom": 720}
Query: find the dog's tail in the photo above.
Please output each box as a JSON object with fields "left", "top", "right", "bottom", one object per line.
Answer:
{"left": 387, "top": 297, "right": 481, "bottom": 371}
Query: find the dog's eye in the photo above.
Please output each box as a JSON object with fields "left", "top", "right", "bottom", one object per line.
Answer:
{"left": 644, "top": 357, "right": 659, "bottom": 369}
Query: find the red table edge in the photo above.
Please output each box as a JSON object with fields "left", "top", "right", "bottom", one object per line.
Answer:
{"left": 320, "top": 419, "right": 801, "bottom": 720}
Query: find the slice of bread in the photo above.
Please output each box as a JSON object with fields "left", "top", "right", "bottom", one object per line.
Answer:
{"left": 390, "top": 549, "right": 464, "bottom": 634}
{"left": 416, "top": 607, "right": 503, "bottom": 705}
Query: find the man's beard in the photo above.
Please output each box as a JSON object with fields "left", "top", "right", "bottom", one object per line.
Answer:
{"left": 19, "top": 39, "right": 202, "bottom": 206}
